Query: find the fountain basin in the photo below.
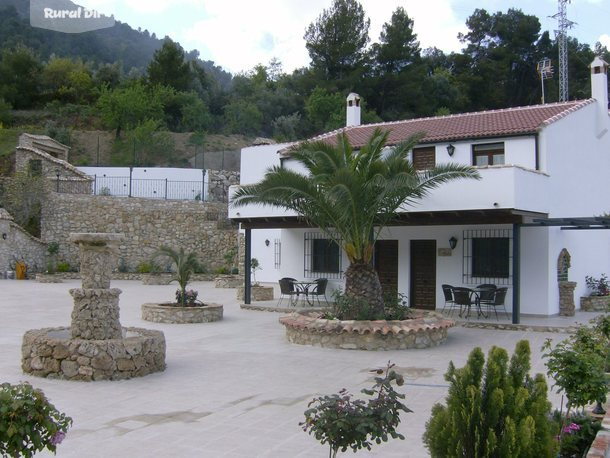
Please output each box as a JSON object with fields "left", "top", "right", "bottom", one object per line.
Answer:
{"left": 22, "top": 327, "right": 166, "bottom": 381}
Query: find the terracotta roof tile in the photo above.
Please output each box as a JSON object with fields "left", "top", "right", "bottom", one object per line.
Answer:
{"left": 307, "top": 99, "right": 594, "bottom": 149}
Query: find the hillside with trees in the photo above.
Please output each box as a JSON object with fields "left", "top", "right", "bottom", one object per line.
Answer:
{"left": 0, "top": 0, "right": 608, "bottom": 168}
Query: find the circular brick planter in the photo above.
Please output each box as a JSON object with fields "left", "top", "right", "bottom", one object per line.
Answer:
{"left": 236, "top": 286, "right": 274, "bottom": 301}
{"left": 141, "top": 274, "right": 174, "bottom": 285}
{"left": 22, "top": 326, "right": 166, "bottom": 381}
{"left": 214, "top": 275, "right": 242, "bottom": 288}
{"left": 36, "top": 273, "right": 63, "bottom": 283}
{"left": 141, "top": 302, "right": 223, "bottom": 324}
{"left": 279, "top": 310, "right": 454, "bottom": 350}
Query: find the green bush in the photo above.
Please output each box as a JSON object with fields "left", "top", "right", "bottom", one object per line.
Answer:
{"left": 423, "top": 340, "right": 556, "bottom": 458}
{"left": 542, "top": 320, "right": 608, "bottom": 415}
{"left": 136, "top": 261, "right": 160, "bottom": 274}
{"left": 56, "top": 261, "right": 71, "bottom": 272}
{"left": 213, "top": 267, "right": 229, "bottom": 275}
{"left": 325, "top": 290, "right": 410, "bottom": 321}
{"left": 552, "top": 411, "right": 602, "bottom": 458}
{"left": 0, "top": 382, "right": 72, "bottom": 458}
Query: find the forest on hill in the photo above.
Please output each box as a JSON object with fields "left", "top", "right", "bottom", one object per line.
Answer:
{"left": 0, "top": 0, "right": 608, "bottom": 167}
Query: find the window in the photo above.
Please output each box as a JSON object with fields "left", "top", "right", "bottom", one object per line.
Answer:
{"left": 28, "top": 159, "right": 42, "bottom": 177}
{"left": 412, "top": 146, "right": 435, "bottom": 171}
{"left": 473, "top": 142, "right": 504, "bottom": 166}
{"left": 462, "top": 229, "right": 512, "bottom": 285}
{"left": 472, "top": 238, "right": 510, "bottom": 278}
{"left": 304, "top": 232, "right": 342, "bottom": 279}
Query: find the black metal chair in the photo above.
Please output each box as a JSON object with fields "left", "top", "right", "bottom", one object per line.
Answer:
{"left": 308, "top": 278, "right": 329, "bottom": 306}
{"left": 277, "top": 277, "right": 299, "bottom": 307}
{"left": 452, "top": 287, "right": 475, "bottom": 318}
{"left": 482, "top": 287, "right": 509, "bottom": 320}
{"left": 441, "top": 284, "right": 459, "bottom": 316}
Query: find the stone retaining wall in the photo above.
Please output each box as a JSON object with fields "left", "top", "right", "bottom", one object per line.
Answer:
{"left": 236, "top": 286, "right": 274, "bottom": 301}
{"left": 141, "top": 303, "right": 223, "bottom": 323}
{"left": 41, "top": 193, "right": 238, "bottom": 273}
{"left": 215, "top": 275, "right": 243, "bottom": 288}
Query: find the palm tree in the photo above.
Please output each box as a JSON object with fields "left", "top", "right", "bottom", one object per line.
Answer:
{"left": 154, "top": 246, "right": 200, "bottom": 306}
{"left": 231, "top": 129, "right": 480, "bottom": 315}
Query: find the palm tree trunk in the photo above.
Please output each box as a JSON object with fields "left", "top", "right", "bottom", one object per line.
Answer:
{"left": 344, "top": 262, "right": 385, "bottom": 316}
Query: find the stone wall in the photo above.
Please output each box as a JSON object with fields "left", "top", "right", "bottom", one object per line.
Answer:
{"left": 208, "top": 170, "right": 239, "bottom": 203}
{"left": 0, "top": 209, "right": 47, "bottom": 274}
{"left": 41, "top": 193, "right": 238, "bottom": 273}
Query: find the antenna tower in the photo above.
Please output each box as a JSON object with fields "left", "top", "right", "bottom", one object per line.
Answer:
{"left": 552, "top": 0, "right": 575, "bottom": 102}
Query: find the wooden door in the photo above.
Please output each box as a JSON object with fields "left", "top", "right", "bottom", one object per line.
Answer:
{"left": 374, "top": 240, "right": 398, "bottom": 296}
{"left": 410, "top": 240, "right": 436, "bottom": 310}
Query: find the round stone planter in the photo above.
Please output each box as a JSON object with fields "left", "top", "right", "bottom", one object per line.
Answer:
{"left": 279, "top": 310, "right": 455, "bottom": 350}
{"left": 141, "top": 302, "right": 223, "bottom": 324}
{"left": 22, "top": 326, "right": 166, "bottom": 381}
{"left": 580, "top": 296, "right": 610, "bottom": 312}
{"left": 236, "top": 286, "right": 274, "bottom": 301}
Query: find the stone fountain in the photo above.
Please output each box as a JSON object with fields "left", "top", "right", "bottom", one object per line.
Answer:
{"left": 22, "top": 233, "right": 166, "bottom": 381}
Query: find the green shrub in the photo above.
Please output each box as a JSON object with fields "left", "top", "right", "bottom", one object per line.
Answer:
{"left": 543, "top": 321, "right": 608, "bottom": 415}
{"left": 136, "top": 261, "right": 160, "bottom": 274}
{"left": 0, "top": 382, "right": 72, "bottom": 458}
{"left": 301, "top": 362, "right": 410, "bottom": 457}
{"left": 214, "top": 267, "right": 229, "bottom": 275}
{"left": 423, "top": 340, "right": 556, "bottom": 458}
{"left": 552, "top": 411, "right": 602, "bottom": 458}
{"left": 326, "top": 290, "right": 410, "bottom": 321}
{"left": 56, "top": 261, "right": 71, "bottom": 272}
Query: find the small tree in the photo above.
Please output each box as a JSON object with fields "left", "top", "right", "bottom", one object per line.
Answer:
{"left": 250, "top": 258, "right": 261, "bottom": 286}
{"left": 424, "top": 340, "right": 556, "bottom": 458}
{"left": 46, "top": 241, "right": 59, "bottom": 273}
{"left": 154, "top": 246, "right": 200, "bottom": 306}
{"left": 301, "top": 362, "right": 410, "bottom": 457}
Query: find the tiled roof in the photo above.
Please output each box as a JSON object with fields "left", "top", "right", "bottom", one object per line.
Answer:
{"left": 307, "top": 99, "right": 594, "bottom": 148}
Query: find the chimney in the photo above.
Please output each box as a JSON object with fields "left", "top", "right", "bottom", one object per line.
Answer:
{"left": 591, "top": 57, "right": 609, "bottom": 138}
{"left": 346, "top": 92, "right": 361, "bottom": 127}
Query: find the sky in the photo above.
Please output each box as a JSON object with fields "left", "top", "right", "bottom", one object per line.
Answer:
{"left": 74, "top": 0, "right": 610, "bottom": 75}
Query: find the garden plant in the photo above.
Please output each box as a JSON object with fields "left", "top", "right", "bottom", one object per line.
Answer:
{"left": 154, "top": 246, "right": 201, "bottom": 306}
{"left": 301, "top": 361, "right": 410, "bottom": 457}
{"left": 232, "top": 129, "right": 478, "bottom": 316}
{"left": 0, "top": 382, "right": 72, "bottom": 458}
{"left": 423, "top": 340, "right": 556, "bottom": 457}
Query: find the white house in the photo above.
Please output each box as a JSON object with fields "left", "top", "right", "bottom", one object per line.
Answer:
{"left": 229, "top": 57, "right": 610, "bottom": 320}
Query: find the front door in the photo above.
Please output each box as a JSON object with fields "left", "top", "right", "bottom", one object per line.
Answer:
{"left": 410, "top": 240, "right": 437, "bottom": 310}
{"left": 374, "top": 240, "right": 398, "bottom": 296}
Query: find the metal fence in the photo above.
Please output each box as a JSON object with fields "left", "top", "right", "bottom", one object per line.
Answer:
{"left": 54, "top": 174, "right": 208, "bottom": 201}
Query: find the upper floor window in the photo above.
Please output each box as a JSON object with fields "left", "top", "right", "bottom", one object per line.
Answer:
{"left": 473, "top": 142, "right": 504, "bottom": 166}
{"left": 412, "top": 146, "right": 435, "bottom": 171}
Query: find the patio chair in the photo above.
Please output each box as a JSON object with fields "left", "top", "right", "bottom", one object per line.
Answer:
{"left": 482, "top": 287, "right": 509, "bottom": 320}
{"left": 441, "top": 284, "right": 459, "bottom": 316}
{"left": 277, "top": 277, "right": 299, "bottom": 307}
{"left": 476, "top": 284, "right": 497, "bottom": 310}
{"left": 452, "top": 287, "right": 475, "bottom": 318}
{"left": 308, "top": 278, "right": 329, "bottom": 306}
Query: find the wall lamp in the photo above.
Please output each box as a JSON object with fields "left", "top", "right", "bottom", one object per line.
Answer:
{"left": 1, "top": 233, "right": 6, "bottom": 240}
{"left": 449, "top": 236, "right": 458, "bottom": 250}
{"left": 446, "top": 144, "right": 455, "bottom": 157}
{"left": 265, "top": 239, "right": 270, "bottom": 247}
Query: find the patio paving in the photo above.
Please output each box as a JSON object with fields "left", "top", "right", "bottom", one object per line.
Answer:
{"left": 1, "top": 279, "right": 605, "bottom": 457}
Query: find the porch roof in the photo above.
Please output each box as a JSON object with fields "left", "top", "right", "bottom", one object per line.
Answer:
{"left": 233, "top": 208, "right": 546, "bottom": 230}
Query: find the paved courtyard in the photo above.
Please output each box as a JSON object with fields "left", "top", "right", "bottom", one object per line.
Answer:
{"left": 0, "top": 279, "right": 603, "bottom": 457}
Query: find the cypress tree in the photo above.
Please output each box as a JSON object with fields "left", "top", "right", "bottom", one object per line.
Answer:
{"left": 423, "top": 340, "right": 556, "bottom": 457}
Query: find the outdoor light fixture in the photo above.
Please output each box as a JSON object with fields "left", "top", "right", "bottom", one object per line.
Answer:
{"left": 446, "top": 144, "right": 455, "bottom": 157}
{"left": 1, "top": 233, "right": 6, "bottom": 240}
{"left": 449, "top": 236, "right": 458, "bottom": 250}
{"left": 265, "top": 239, "right": 270, "bottom": 247}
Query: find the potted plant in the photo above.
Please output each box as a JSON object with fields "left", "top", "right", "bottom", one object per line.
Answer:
{"left": 138, "top": 260, "right": 172, "bottom": 285}
{"left": 236, "top": 258, "right": 274, "bottom": 301}
{"left": 141, "top": 246, "right": 223, "bottom": 323}
{"left": 214, "top": 248, "right": 242, "bottom": 288}
{"left": 0, "top": 382, "right": 72, "bottom": 457}
{"left": 580, "top": 274, "right": 610, "bottom": 311}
